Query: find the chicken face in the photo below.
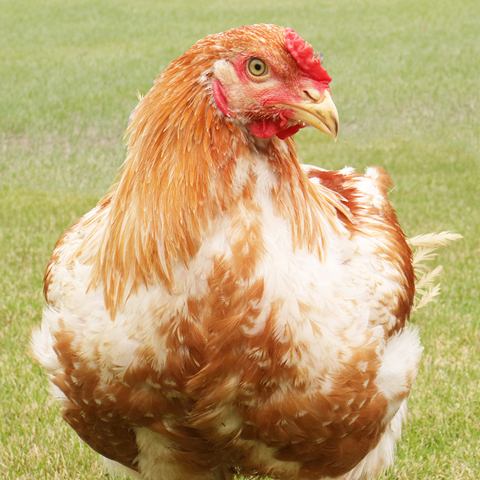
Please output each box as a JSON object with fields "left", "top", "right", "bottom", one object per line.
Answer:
{"left": 211, "top": 26, "right": 339, "bottom": 140}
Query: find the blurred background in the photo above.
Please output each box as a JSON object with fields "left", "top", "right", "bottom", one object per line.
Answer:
{"left": 0, "top": 0, "right": 478, "bottom": 478}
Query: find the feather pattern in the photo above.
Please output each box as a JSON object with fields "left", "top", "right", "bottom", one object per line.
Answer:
{"left": 408, "top": 232, "right": 462, "bottom": 311}
{"left": 32, "top": 24, "right": 458, "bottom": 480}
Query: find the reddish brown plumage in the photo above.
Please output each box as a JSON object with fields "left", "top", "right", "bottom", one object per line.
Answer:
{"left": 35, "top": 24, "right": 422, "bottom": 480}
{"left": 305, "top": 168, "right": 415, "bottom": 333}
{"left": 87, "top": 38, "right": 345, "bottom": 316}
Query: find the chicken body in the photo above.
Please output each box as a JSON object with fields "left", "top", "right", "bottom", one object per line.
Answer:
{"left": 33, "top": 25, "right": 422, "bottom": 480}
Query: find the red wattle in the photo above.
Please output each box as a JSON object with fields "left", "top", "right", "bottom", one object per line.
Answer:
{"left": 248, "top": 120, "right": 303, "bottom": 140}
{"left": 276, "top": 124, "right": 302, "bottom": 139}
{"left": 248, "top": 120, "right": 279, "bottom": 138}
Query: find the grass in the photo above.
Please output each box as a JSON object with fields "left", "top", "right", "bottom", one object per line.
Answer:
{"left": 0, "top": 0, "right": 479, "bottom": 478}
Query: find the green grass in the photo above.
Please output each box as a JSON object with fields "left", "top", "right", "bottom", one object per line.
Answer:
{"left": 1, "top": 0, "right": 479, "bottom": 478}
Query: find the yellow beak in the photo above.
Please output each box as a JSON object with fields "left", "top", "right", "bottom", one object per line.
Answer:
{"left": 282, "top": 90, "right": 339, "bottom": 139}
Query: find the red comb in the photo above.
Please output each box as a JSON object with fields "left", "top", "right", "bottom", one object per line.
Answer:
{"left": 284, "top": 28, "right": 331, "bottom": 85}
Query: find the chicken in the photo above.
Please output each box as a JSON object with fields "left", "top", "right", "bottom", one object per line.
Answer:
{"left": 32, "top": 24, "right": 452, "bottom": 480}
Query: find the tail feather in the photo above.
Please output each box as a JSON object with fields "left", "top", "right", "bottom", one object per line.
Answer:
{"left": 407, "top": 231, "right": 462, "bottom": 312}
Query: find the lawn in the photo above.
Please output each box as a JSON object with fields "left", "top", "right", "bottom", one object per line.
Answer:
{"left": 0, "top": 0, "right": 479, "bottom": 478}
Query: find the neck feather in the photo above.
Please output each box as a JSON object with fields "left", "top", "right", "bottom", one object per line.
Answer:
{"left": 89, "top": 57, "right": 347, "bottom": 316}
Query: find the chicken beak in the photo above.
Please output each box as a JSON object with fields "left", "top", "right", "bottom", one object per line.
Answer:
{"left": 283, "top": 90, "right": 339, "bottom": 139}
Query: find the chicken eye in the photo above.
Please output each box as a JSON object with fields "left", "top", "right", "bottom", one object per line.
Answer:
{"left": 247, "top": 58, "right": 268, "bottom": 77}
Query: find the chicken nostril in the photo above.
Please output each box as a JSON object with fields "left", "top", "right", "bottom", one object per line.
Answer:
{"left": 303, "top": 90, "right": 315, "bottom": 101}
{"left": 303, "top": 89, "right": 321, "bottom": 102}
